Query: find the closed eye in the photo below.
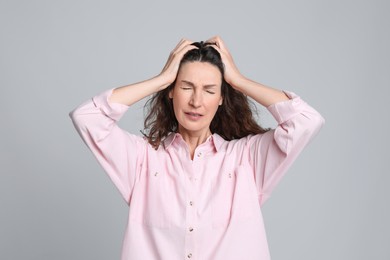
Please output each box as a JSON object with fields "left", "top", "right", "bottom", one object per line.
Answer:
{"left": 180, "top": 80, "right": 218, "bottom": 94}
{"left": 204, "top": 86, "right": 217, "bottom": 94}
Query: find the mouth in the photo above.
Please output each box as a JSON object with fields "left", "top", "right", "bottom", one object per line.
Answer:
{"left": 184, "top": 112, "right": 203, "bottom": 120}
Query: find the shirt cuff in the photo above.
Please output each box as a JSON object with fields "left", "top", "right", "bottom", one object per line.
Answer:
{"left": 266, "top": 91, "right": 306, "bottom": 124}
{"left": 92, "top": 88, "right": 129, "bottom": 121}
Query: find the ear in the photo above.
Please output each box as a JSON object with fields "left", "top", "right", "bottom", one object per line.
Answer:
{"left": 169, "top": 88, "right": 173, "bottom": 99}
{"left": 219, "top": 96, "right": 223, "bottom": 106}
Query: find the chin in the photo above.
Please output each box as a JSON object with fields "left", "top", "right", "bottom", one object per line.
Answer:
{"left": 178, "top": 123, "right": 209, "bottom": 134}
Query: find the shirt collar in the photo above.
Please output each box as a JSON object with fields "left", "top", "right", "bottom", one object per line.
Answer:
{"left": 162, "top": 132, "right": 179, "bottom": 149}
{"left": 162, "top": 132, "right": 225, "bottom": 152}
{"left": 210, "top": 133, "right": 224, "bottom": 152}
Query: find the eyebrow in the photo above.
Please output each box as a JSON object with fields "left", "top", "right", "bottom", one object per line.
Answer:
{"left": 181, "top": 80, "right": 217, "bottom": 88}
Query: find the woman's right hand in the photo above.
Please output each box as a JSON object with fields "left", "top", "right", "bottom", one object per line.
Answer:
{"left": 110, "top": 39, "right": 197, "bottom": 106}
{"left": 158, "top": 38, "right": 198, "bottom": 89}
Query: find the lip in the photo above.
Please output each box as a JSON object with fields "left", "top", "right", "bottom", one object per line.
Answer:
{"left": 184, "top": 112, "right": 203, "bottom": 121}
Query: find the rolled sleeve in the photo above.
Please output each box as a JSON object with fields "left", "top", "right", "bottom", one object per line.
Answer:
{"left": 248, "top": 91, "right": 325, "bottom": 206}
{"left": 92, "top": 88, "right": 129, "bottom": 121}
{"left": 266, "top": 91, "right": 304, "bottom": 124}
{"left": 69, "top": 88, "right": 144, "bottom": 204}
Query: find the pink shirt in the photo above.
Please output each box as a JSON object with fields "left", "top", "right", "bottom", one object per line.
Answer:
{"left": 70, "top": 89, "right": 324, "bottom": 260}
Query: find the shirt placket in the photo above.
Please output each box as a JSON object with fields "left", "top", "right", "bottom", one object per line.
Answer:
{"left": 183, "top": 149, "right": 204, "bottom": 260}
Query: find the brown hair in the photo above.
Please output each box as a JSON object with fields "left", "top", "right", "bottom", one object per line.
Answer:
{"left": 143, "top": 41, "right": 269, "bottom": 148}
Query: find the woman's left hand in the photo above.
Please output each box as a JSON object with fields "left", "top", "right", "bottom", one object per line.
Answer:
{"left": 206, "top": 36, "right": 289, "bottom": 106}
{"left": 205, "top": 36, "right": 245, "bottom": 88}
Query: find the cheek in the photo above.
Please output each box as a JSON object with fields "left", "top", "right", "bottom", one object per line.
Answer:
{"left": 172, "top": 95, "right": 184, "bottom": 108}
{"left": 172, "top": 97, "right": 187, "bottom": 118}
{"left": 206, "top": 97, "right": 223, "bottom": 113}
{"left": 212, "top": 94, "right": 223, "bottom": 106}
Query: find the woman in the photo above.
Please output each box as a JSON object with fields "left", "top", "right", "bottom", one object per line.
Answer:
{"left": 70, "top": 36, "right": 324, "bottom": 260}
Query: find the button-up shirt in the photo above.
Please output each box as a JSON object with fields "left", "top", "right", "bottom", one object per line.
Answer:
{"left": 69, "top": 88, "right": 324, "bottom": 260}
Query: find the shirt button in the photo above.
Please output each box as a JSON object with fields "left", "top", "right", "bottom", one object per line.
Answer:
{"left": 197, "top": 152, "right": 202, "bottom": 157}
{"left": 189, "top": 227, "right": 194, "bottom": 232}
{"left": 187, "top": 253, "right": 192, "bottom": 258}
{"left": 189, "top": 201, "right": 194, "bottom": 206}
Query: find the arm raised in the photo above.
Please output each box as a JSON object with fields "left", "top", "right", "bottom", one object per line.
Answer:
{"left": 206, "top": 36, "right": 290, "bottom": 107}
{"left": 110, "top": 39, "right": 198, "bottom": 106}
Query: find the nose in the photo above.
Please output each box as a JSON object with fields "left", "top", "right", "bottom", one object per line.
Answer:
{"left": 189, "top": 90, "right": 202, "bottom": 108}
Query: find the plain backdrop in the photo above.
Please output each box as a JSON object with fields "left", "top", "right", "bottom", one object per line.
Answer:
{"left": 1, "top": 0, "right": 389, "bottom": 259}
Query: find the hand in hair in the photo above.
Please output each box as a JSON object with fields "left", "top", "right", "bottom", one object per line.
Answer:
{"left": 206, "top": 35, "right": 289, "bottom": 107}
{"left": 205, "top": 36, "right": 244, "bottom": 88}
{"left": 109, "top": 38, "right": 197, "bottom": 106}
{"left": 159, "top": 38, "right": 198, "bottom": 88}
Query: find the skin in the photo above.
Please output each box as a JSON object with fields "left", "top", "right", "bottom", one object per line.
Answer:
{"left": 169, "top": 62, "right": 223, "bottom": 153}
{"left": 109, "top": 36, "right": 289, "bottom": 158}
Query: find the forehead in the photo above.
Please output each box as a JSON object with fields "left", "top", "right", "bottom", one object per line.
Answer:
{"left": 177, "top": 62, "right": 222, "bottom": 84}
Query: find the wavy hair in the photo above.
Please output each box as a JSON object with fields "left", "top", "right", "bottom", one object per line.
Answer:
{"left": 143, "top": 41, "right": 269, "bottom": 148}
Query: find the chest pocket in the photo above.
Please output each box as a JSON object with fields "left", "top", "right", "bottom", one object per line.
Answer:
{"left": 129, "top": 167, "right": 172, "bottom": 229}
{"left": 211, "top": 164, "right": 259, "bottom": 229}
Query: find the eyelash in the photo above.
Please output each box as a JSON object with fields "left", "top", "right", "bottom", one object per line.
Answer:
{"left": 180, "top": 87, "right": 215, "bottom": 94}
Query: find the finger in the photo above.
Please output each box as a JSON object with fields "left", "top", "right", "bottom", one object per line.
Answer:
{"left": 172, "top": 38, "right": 193, "bottom": 54}
{"left": 207, "top": 43, "right": 222, "bottom": 56}
{"left": 176, "top": 41, "right": 196, "bottom": 55}
{"left": 175, "top": 44, "right": 198, "bottom": 59}
{"left": 164, "top": 39, "right": 193, "bottom": 67}
{"left": 176, "top": 38, "right": 191, "bottom": 47}
{"left": 163, "top": 43, "right": 197, "bottom": 71}
{"left": 206, "top": 36, "right": 228, "bottom": 53}
{"left": 205, "top": 35, "right": 221, "bottom": 46}
{"left": 205, "top": 37, "right": 217, "bottom": 47}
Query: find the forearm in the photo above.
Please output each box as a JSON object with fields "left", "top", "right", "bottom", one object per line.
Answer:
{"left": 110, "top": 39, "right": 197, "bottom": 106}
{"left": 109, "top": 74, "right": 171, "bottom": 106}
{"left": 231, "top": 76, "right": 290, "bottom": 107}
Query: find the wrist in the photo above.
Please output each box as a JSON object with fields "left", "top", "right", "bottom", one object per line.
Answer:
{"left": 154, "top": 74, "right": 175, "bottom": 91}
{"left": 227, "top": 75, "right": 249, "bottom": 92}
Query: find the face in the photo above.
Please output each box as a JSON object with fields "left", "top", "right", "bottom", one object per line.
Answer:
{"left": 169, "top": 61, "right": 223, "bottom": 136}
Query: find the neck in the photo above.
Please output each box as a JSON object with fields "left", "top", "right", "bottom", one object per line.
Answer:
{"left": 178, "top": 128, "right": 212, "bottom": 159}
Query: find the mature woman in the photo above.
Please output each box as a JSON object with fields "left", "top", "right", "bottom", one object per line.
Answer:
{"left": 70, "top": 36, "right": 324, "bottom": 260}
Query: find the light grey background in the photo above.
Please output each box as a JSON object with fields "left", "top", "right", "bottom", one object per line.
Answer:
{"left": 1, "top": 0, "right": 389, "bottom": 259}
